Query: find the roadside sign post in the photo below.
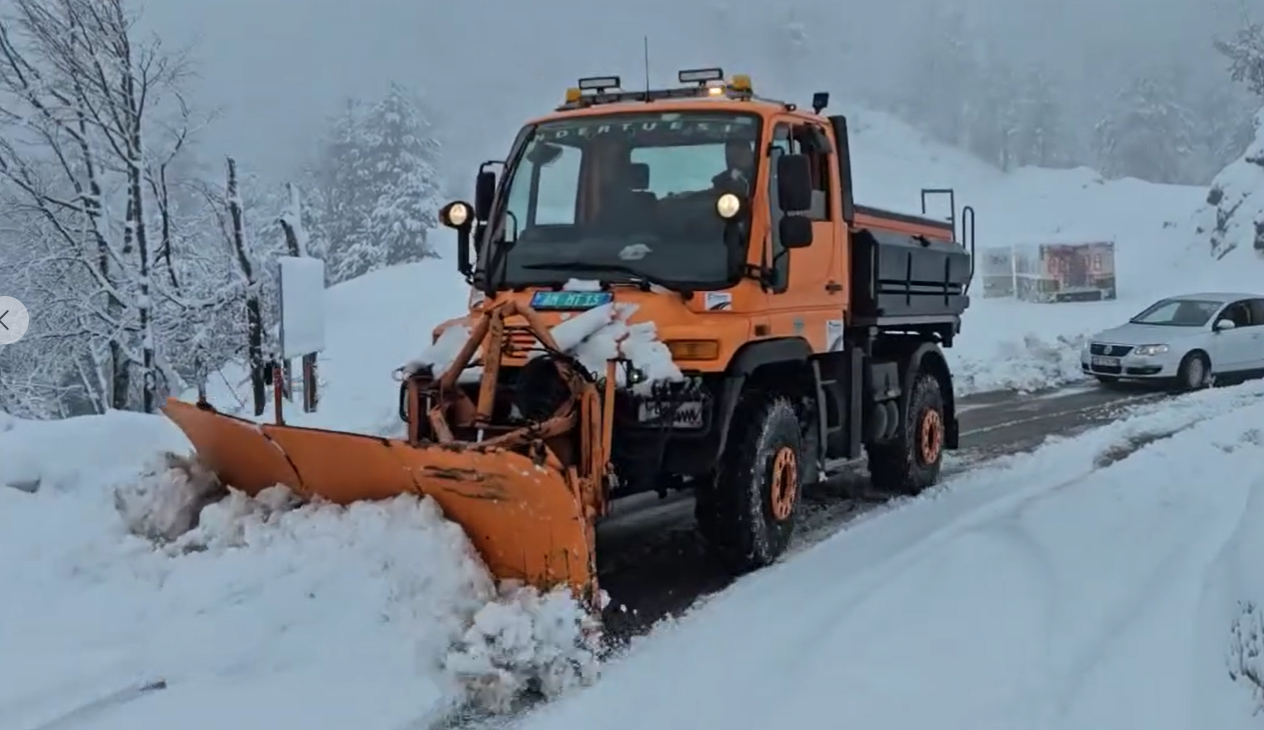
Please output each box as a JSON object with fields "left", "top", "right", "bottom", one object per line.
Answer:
{"left": 276, "top": 256, "right": 326, "bottom": 417}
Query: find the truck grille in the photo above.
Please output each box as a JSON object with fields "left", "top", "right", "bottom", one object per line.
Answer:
{"left": 1089, "top": 343, "right": 1133, "bottom": 357}
{"left": 504, "top": 328, "right": 538, "bottom": 355}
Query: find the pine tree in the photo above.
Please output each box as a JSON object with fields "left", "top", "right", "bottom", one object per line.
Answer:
{"left": 898, "top": 8, "right": 978, "bottom": 149}
{"left": 308, "top": 98, "right": 375, "bottom": 282}
{"left": 306, "top": 84, "right": 444, "bottom": 284}
{"left": 1093, "top": 70, "right": 1199, "bottom": 183}
{"left": 1013, "top": 64, "right": 1066, "bottom": 168}
{"left": 1214, "top": 21, "right": 1264, "bottom": 98}
{"left": 361, "top": 81, "right": 443, "bottom": 271}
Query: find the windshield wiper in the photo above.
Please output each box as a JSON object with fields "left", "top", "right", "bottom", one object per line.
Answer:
{"left": 520, "top": 262, "right": 683, "bottom": 294}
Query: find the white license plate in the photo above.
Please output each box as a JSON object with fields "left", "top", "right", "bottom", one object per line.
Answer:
{"left": 1091, "top": 355, "right": 1120, "bottom": 367}
{"left": 638, "top": 400, "right": 704, "bottom": 428}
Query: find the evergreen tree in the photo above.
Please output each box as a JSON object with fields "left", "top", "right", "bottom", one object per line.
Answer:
{"left": 1214, "top": 21, "right": 1264, "bottom": 97}
{"left": 361, "top": 81, "right": 443, "bottom": 271}
{"left": 305, "top": 84, "right": 444, "bottom": 283}
{"left": 898, "top": 8, "right": 978, "bottom": 150}
{"left": 1013, "top": 64, "right": 1066, "bottom": 168}
{"left": 1093, "top": 70, "right": 1199, "bottom": 183}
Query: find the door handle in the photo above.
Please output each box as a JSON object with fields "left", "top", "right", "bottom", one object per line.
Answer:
{"left": 825, "top": 281, "right": 842, "bottom": 293}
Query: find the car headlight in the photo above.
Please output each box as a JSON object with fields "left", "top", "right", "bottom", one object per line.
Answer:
{"left": 1132, "top": 344, "right": 1169, "bottom": 356}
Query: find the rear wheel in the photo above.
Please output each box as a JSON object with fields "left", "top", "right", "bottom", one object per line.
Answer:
{"left": 866, "top": 369, "right": 945, "bottom": 495}
{"left": 696, "top": 391, "right": 802, "bottom": 573}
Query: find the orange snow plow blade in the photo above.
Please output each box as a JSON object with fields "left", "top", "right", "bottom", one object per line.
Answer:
{"left": 161, "top": 300, "right": 615, "bottom": 609}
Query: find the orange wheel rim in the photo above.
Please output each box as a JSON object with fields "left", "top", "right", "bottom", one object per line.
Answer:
{"left": 919, "top": 409, "right": 943, "bottom": 464}
{"left": 769, "top": 446, "right": 798, "bottom": 521}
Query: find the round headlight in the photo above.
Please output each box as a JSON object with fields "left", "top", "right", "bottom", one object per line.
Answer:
{"left": 444, "top": 202, "right": 470, "bottom": 227}
{"left": 716, "top": 192, "right": 741, "bottom": 219}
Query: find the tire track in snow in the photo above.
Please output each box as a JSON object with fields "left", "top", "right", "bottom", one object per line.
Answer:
{"left": 599, "top": 384, "right": 1180, "bottom": 642}
{"left": 779, "top": 388, "right": 1264, "bottom": 658}
{"left": 1039, "top": 435, "right": 1264, "bottom": 723}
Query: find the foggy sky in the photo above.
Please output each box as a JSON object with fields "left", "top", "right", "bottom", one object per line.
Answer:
{"left": 138, "top": 0, "right": 1257, "bottom": 185}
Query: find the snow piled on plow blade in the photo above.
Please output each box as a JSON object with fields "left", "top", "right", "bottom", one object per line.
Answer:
{"left": 0, "top": 411, "right": 600, "bottom": 728}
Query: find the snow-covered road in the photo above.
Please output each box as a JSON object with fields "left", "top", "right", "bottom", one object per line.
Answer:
{"left": 519, "top": 381, "right": 1264, "bottom": 730}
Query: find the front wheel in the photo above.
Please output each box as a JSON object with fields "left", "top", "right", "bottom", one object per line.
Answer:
{"left": 1174, "top": 351, "right": 1210, "bottom": 392}
{"left": 866, "top": 370, "right": 946, "bottom": 495}
{"left": 696, "top": 391, "right": 803, "bottom": 573}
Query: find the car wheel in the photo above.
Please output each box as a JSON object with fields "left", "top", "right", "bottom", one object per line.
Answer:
{"left": 1175, "top": 351, "right": 1210, "bottom": 392}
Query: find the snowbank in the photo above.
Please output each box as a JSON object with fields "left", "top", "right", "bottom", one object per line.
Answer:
{"left": 945, "top": 296, "right": 1148, "bottom": 394}
{"left": 0, "top": 412, "right": 599, "bottom": 729}
{"left": 1191, "top": 107, "right": 1264, "bottom": 271}
{"left": 518, "top": 380, "right": 1264, "bottom": 730}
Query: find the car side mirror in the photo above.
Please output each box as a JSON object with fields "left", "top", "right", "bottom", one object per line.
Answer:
{"left": 1214, "top": 319, "right": 1236, "bottom": 331}
{"left": 474, "top": 170, "right": 496, "bottom": 221}
{"left": 776, "top": 153, "right": 813, "bottom": 212}
{"left": 780, "top": 215, "right": 813, "bottom": 248}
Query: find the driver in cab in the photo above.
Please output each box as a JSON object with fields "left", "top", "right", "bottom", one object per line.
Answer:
{"left": 711, "top": 139, "right": 755, "bottom": 194}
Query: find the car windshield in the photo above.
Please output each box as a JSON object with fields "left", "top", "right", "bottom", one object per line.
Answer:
{"left": 486, "top": 110, "right": 761, "bottom": 289}
{"left": 1128, "top": 298, "right": 1222, "bottom": 326}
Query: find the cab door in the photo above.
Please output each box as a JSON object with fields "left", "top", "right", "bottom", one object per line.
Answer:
{"left": 762, "top": 117, "right": 844, "bottom": 352}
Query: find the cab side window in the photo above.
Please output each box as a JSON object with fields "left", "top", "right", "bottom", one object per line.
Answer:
{"left": 765, "top": 124, "right": 793, "bottom": 292}
{"left": 788, "top": 125, "right": 830, "bottom": 221}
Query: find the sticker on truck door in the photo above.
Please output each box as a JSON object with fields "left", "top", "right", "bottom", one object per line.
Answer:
{"left": 826, "top": 319, "right": 845, "bottom": 351}
{"left": 704, "top": 292, "right": 732, "bottom": 311}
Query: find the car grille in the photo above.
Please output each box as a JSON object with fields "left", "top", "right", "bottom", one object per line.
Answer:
{"left": 1089, "top": 343, "right": 1134, "bottom": 357}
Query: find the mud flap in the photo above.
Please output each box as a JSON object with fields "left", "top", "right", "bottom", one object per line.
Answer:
{"left": 162, "top": 399, "right": 597, "bottom": 601}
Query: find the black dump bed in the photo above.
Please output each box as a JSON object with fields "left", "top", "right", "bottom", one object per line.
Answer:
{"left": 849, "top": 227, "right": 971, "bottom": 323}
{"left": 828, "top": 114, "right": 972, "bottom": 326}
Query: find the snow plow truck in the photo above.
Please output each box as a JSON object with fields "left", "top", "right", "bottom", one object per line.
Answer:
{"left": 161, "top": 69, "right": 975, "bottom": 612}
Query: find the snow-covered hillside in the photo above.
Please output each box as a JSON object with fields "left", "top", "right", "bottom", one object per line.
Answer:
{"left": 1186, "top": 106, "right": 1264, "bottom": 285}
{"left": 518, "top": 381, "right": 1264, "bottom": 730}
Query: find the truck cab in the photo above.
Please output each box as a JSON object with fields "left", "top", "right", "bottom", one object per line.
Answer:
{"left": 434, "top": 69, "right": 974, "bottom": 574}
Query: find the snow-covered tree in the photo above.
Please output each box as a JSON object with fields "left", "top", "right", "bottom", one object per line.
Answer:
{"left": 306, "top": 82, "right": 444, "bottom": 284}
{"left": 0, "top": 0, "right": 217, "bottom": 414}
{"left": 1214, "top": 21, "right": 1264, "bottom": 98}
{"left": 1093, "top": 70, "right": 1199, "bottom": 184}
{"left": 1011, "top": 64, "right": 1068, "bottom": 168}
{"left": 896, "top": 8, "right": 979, "bottom": 150}
{"left": 361, "top": 82, "right": 443, "bottom": 271}
{"left": 1189, "top": 83, "right": 1258, "bottom": 182}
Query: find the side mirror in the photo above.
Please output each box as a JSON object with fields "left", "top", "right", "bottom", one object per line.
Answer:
{"left": 779, "top": 215, "right": 813, "bottom": 249}
{"left": 474, "top": 171, "right": 496, "bottom": 221}
{"left": 776, "top": 153, "right": 813, "bottom": 212}
{"left": 439, "top": 200, "right": 474, "bottom": 277}
{"left": 1214, "top": 319, "right": 1236, "bottom": 331}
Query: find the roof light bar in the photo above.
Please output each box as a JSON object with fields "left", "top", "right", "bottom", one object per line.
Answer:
{"left": 578, "top": 76, "right": 621, "bottom": 91}
{"left": 678, "top": 67, "right": 723, "bottom": 84}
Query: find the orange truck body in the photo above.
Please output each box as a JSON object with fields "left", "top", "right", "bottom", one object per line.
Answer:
{"left": 163, "top": 71, "right": 975, "bottom": 610}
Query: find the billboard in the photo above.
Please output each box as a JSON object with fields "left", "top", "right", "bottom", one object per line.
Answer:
{"left": 980, "top": 246, "right": 1016, "bottom": 298}
{"left": 980, "top": 241, "right": 1116, "bottom": 303}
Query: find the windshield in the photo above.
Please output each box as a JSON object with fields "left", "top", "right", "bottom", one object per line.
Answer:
{"left": 487, "top": 111, "right": 761, "bottom": 289}
{"left": 1128, "top": 298, "right": 1222, "bottom": 326}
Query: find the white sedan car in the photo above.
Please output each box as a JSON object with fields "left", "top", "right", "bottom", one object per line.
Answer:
{"left": 1081, "top": 291, "right": 1264, "bottom": 390}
